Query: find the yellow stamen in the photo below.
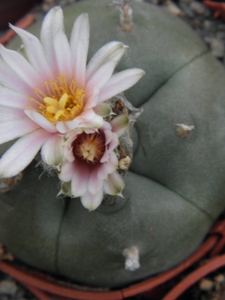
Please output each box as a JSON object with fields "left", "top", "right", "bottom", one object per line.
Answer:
{"left": 31, "top": 75, "right": 84, "bottom": 123}
{"left": 44, "top": 97, "right": 59, "bottom": 106}
{"left": 58, "top": 93, "right": 68, "bottom": 109}
{"left": 80, "top": 142, "right": 96, "bottom": 161}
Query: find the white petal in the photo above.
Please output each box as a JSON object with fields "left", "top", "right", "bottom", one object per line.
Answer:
{"left": 85, "top": 61, "right": 117, "bottom": 100}
{"left": 0, "top": 45, "right": 42, "bottom": 89}
{"left": 0, "top": 86, "right": 35, "bottom": 109}
{"left": 25, "top": 109, "right": 57, "bottom": 133}
{"left": 9, "top": 25, "right": 53, "bottom": 80}
{"left": 99, "top": 69, "right": 145, "bottom": 103}
{"left": 59, "top": 161, "right": 74, "bottom": 182}
{"left": 86, "top": 41, "right": 126, "bottom": 81}
{"left": 40, "top": 7, "right": 64, "bottom": 74}
{"left": 104, "top": 171, "right": 124, "bottom": 195}
{"left": 41, "top": 133, "right": 64, "bottom": 166}
{"left": 0, "top": 56, "right": 30, "bottom": 93}
{"left": 110, "top": 115, "right": 129, "bottom": 137}
{"left": 81, "top": 189, "right": 104, "bottom": 211}
{"left": 70, "top": 13, "right": 90, "bottom": 88}
{"left": 0, "top": 117, "right": 40, "bottom": 144}
{"left": 56, "top": 109, "right": 103, "bottom": 133}
{"left": 0, "top": 129, "right": 51, "bottom": 178}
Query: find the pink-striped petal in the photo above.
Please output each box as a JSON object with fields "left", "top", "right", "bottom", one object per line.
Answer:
{"left": 70, "top": 162, "right": 89, "bottom": 197}
{"left": 100, "top": 148, "right": 109, "bottom": 163}
{"left": 40, "top": 7, "right": 63, "bottom": 75}
{"left": 107, "top": 135, "right": 119, "bottom": 153}
{"left": 81, "top": 189, "right": 104, "bottom": 211}
{"left": 104, "top": 171, "right": 124, "bottom": 196}
{"left": 0, "top": 45, "right": 42, "bottom": 89}
{"left": 98, "top": 69, "right": 145, "bottom": 103}
{"left": 85, "top": 61, "right": 117, "bottom": 100}
{"left": 0, "top": 87, "right": 35, "bottom": 109}
{"left": 9, "top": 25, "right": 53, "bottom": 80}
{"left": 107, "top": 151, "right": 119, "bottom": 173}
{"left": 0, "top": 56, "right": 30, "bottom": 93}
{"left": 70, "top": 13, "right": 89, "bottom": 88}
{"left": 41, "top": 133, "right": 64, "bottom": 167}
{"left": 83, "top": 88, "right": 99, "bottom": 110}
{"left": 0, "top": 128, "right": 51, "bottom": 178}
{"left": 97, "top": 164, "right": 108, "bottom": 180}
{"left": 0, "top": 106, "right": 24, "bottom": 121}
{"left": 0, "top": 117, "right": 40, "bottom": 144}
{"left": 84, "top": 88, "right": 100, "bottom": 110}
{"left": 88, "top": 168, "right": 104, "bottom": 195}
{"left": 25, "top": 109, "right": 57, "bottom": 133}
{"left": 86, "top": 41, "right": 126, "bottom": 81}
{"left": 110, "top": 115, "right": 129, "bottom": 137}
{"left": 53, "top": 26, "right": 72, "bottom": 80}
{"left": 104, "top": 129, "right": 114, "bottom": 145}
{"left": 98, "top": 152, "right": 118, "bottom": 180}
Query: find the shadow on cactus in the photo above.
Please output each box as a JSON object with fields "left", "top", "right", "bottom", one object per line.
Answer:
{"left": 0, "top": 0, "right": 225, "bottom": 289}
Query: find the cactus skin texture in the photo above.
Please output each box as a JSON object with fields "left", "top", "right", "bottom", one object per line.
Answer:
{"left": 1, "top": 0, "right": 225, "bottom": 288}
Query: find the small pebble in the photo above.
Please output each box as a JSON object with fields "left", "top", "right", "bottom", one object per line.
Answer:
{"left": 190, "top": 1, "right": 206, "bottom": 15}
{"left": 203, "top": 20, "right": 216, "bottom": 31}
{"left": 179, "top": 3, "right": 195, "bottom": 18}
{"left": 0, "top": 279, "right": 18, "bottom": 296}
{"left": 217, "top": 31, "right": 225, "bottom": 41}
{"left": 218, "top": 24, "right": 225, "bottom": 31}
{"left": 179, "top": 0, "right": 192, "bottom": 3}
{"left": 199, "top": 278, "right": 214, "bottom": 291}
{"left": 214, "top": 274, "right": 225, "bottom": 283}
{"left": 209, "top": 38, "right": 225, "bottom": 58}
{"left": 164, "top": 0, "right": 184, "bottom": 16}
{"left": 190, "top": 1, "right": 210, "bottom": 17}
{"left": 59, "top": 0, "right": 69, "bottom": 5}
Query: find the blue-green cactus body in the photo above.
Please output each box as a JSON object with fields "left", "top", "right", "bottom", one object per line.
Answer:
{"left": 1, "top": 0, "right": 225, "bottom": 288}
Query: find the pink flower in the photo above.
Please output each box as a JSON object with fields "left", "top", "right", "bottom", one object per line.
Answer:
{"left": 59, "top": 115, "right": 129, "bottom": 210}
{"left": 0, "top": 7, "right": 144, "bottom": 178}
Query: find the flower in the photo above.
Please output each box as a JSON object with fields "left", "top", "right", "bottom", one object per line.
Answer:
{"left": 59, "top": 115, "right": 129, "bottom": 210}
{"left": 0, "top": 7, "right": 145, "bottom": 178}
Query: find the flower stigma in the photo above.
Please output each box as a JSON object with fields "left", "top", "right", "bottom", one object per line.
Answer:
{"left": 72, "top": 132, "right": 105, "bottom": 163}
{"left": 30, "top": 75, "right": 85, "bottom": 123}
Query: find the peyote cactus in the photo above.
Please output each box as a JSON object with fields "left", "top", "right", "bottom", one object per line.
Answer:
{"left": 1, "top": 0, "right": 225, "bottom": 289}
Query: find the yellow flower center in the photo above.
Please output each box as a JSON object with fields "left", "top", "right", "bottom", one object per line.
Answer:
{"left": 30, "top": 75, "right": 84, "bottom": 123}
{"left": 73, "top": 132, "right": 105, "bottom": 164}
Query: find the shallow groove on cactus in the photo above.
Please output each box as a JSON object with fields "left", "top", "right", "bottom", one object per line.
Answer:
{"left": 138, "top": 49, "right": 210, "bottom": 108}
{"left": 129, "top": 162, "right": 214, "bottom": 222}
{"left": 54, "top": 197, "right": 70, "bottom": 273}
